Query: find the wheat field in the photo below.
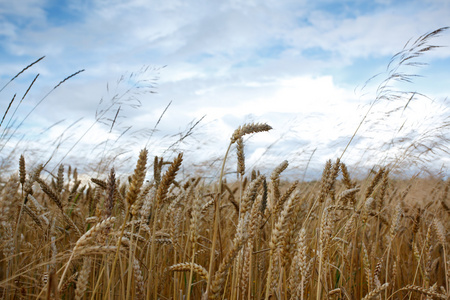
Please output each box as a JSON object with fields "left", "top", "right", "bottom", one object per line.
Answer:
{"left": 0, "top": 29, "right": 449, "bottom": 300}
{"left": 0, "top": 123, "right": 448, "bottom": 299}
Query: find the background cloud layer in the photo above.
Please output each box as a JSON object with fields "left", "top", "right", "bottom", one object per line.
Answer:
{"left": 1, "top": 0, "right": 449, "bottom": 179}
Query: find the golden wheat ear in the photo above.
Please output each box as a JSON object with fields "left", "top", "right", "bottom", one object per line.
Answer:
{"left": 230, "top": 122, "right": 272, "bottom": 143}
{"left": 126, "top": 148, "right": 148, "bottom": 207}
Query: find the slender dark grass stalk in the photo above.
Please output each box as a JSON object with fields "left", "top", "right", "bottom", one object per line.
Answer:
{"left": 0, "top": 56, "right": 45, "bottom": 93}
{"left": 163, "top": 115, "right": 205, "bottom": 156}
{"left": 0, "top": 70, "right": 85, "bottom": 155}
{"left": 1, "top": 74, "right": 40, "bottom": 134}
{"left": 0, "top": 94, "right": 16, "bottom": 128}
{"left": 144, "top": 100, "right": 172, "bottom": 149}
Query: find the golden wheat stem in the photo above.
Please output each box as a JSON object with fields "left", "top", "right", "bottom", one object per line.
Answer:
{"left": 186, "top": 251, "right": 196, "bottom": 300}
{"left": 316, "top": 206, "right": 331, "bottom": 300}
{"left": 147, "top": 205, "right": 160, "bottom": 300}
{"left": 57, "top": 249, "right": 76, "bottom": 292}
{"left": 205, "top": 142, "right": 232, "bottom": 299}
{"left": 146, "top": 153, "right": 183, "bottom": 300}
{"left": 103, "top": 206, "right": 130, "bottom": 300}
{"left": 125, "top": 218, "right": 136, "bottom": 300}
{"left": 187, "top": 193, "right": 201, "bottom": 300}
{"left": 90, "top": 258, "right": 107, "bottom": 300}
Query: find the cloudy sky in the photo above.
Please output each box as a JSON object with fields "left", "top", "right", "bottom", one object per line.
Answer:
{"left": 1, "top": 0, "right": 449, "bottom": 179}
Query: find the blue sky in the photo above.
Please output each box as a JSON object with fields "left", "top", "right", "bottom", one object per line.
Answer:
{"left": 0, "top": 0, "right": 449, "bottom": 179}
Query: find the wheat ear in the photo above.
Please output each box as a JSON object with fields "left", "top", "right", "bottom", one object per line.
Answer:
{"left": 362, "top": 283, "right": 389, "bottom": 300}
{"left": 58, "top": 217, "right": 116, "bottom": 290}
{"left": 148, "top": 153, "right": 183, "bottom": 300}
{"left": 74, "top": 257, "right": 92, "bottom": 300}
{"left": 126, "top": 148, "right": 148, "bottom": 206}
{"left": 169, "top": 262, "right": 209, "bottom": 281}
{"left": 230, "top": 122, "right": 272, "bottom": 143}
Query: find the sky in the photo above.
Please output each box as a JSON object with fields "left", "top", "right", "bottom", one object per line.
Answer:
{"left": 0, "top": 0, "right": 449, "bottom": 180}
